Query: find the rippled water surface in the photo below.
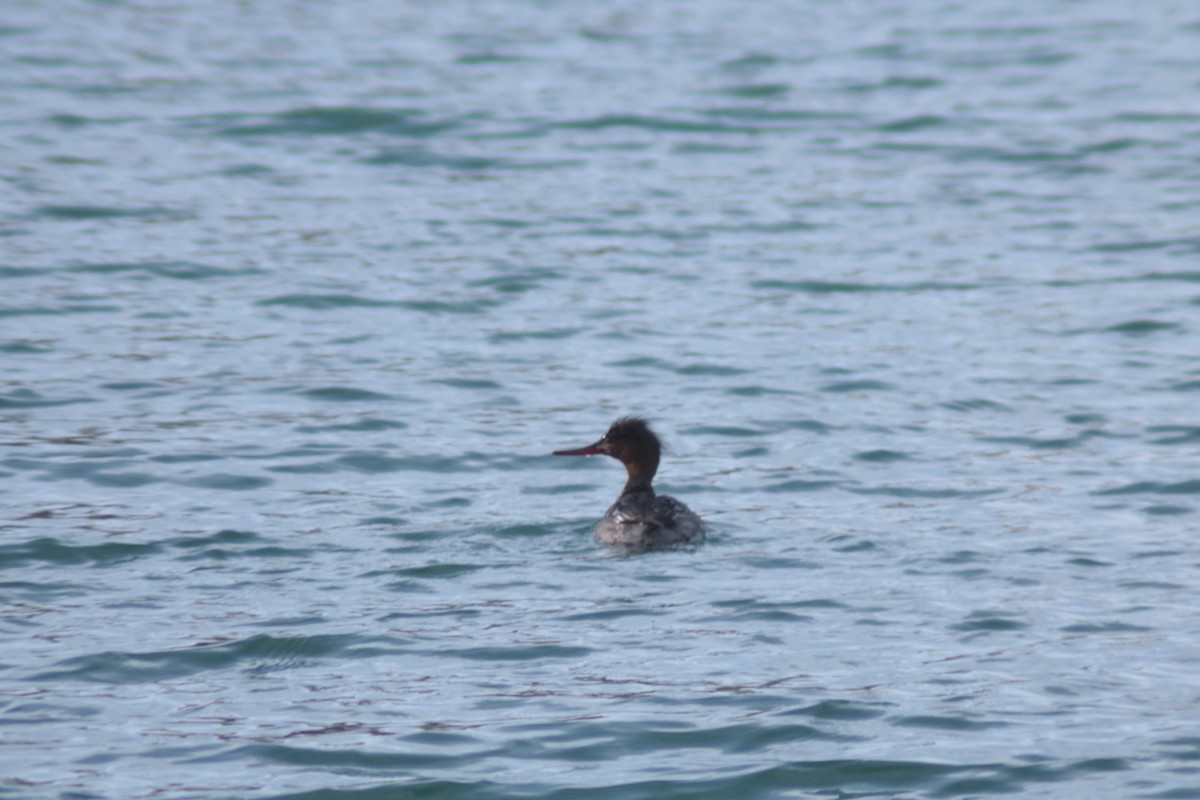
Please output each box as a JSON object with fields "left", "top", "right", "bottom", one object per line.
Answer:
{"left": 4, "top": 1, "right": 1200, "bottom": 797}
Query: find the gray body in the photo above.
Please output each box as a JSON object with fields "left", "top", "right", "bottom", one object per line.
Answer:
{"left": 594, "top": 488, "right": 706, "bottom": 548}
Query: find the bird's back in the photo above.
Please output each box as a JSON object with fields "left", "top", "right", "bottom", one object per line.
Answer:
{"left": 594, "top": 491, "right": 706, "bottom": 548}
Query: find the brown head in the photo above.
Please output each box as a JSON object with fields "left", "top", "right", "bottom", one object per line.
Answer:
{"left": 553, "top": 416, "right": 662, "bottom": 495}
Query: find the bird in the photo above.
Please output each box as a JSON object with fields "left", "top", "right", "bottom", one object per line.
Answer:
{"left": 553, "top": 416, "right": 705, "bottom": 547}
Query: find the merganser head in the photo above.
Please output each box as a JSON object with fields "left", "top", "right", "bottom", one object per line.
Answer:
{"left": 553, "top": 416, "right": 662, "bottom": 494}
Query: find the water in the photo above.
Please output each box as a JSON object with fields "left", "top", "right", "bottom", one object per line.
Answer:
{"left": 3, "top": 0, "right": 1200, "bottom": 797}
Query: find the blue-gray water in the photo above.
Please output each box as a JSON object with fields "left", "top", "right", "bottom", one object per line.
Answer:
{"left": 3, "top": 1, "right": 1200, "bottom": 797}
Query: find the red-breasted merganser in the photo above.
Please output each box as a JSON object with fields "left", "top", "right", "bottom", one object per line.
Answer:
{"left": 553, "top": 416, "right": 706, "bottom": 547}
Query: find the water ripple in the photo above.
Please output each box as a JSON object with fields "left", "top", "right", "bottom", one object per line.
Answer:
{"left": 257, "top": 294, "right": 497, "bottom": 314}
{"left": 212, "top": 106, "right": 467, "bottom": 138}
{"left": 1095, "top": 480, "right": 1200, "bottom": 496}
{"left": 30, "top": 634, "right": 387, "bottom": 684}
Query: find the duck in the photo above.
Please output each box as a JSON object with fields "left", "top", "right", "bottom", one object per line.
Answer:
{"left": 553, "top": 416, "right": 706, "bottom": 547}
